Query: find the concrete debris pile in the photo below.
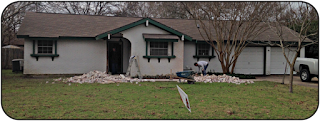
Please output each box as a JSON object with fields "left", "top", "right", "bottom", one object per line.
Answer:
{"left": 53, "top": 70, "right": 156, "bottom": 84}
{"left": 193, "top": 74, "right": 254, "bottom": 85}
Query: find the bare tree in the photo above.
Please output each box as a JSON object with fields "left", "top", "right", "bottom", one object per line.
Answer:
{"left": 156, "top": 2, "right": 191, "bottom": 19}
{"left": 1, "top": 2, "right": 36, "bottom": 46}
{"left": 43, "top": 2, "right": 115, "bottom": 15}
{"left": 262, "top": 2, "right": 318, "bottom": 93}
{"left": 182, "top": 2, "right": 273, "bottom": 73}
{"left": 113, "top": 2, "right": 162, "bottom": 18}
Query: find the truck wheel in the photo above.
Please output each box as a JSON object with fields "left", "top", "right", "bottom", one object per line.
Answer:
{"left": 300, "top": 69, "right": 311, "bottom": 82}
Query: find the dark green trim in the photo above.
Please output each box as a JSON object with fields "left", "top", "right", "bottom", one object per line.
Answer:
{"left": 96, "top": 18, "right": 146, "bottom": 40}
{"left": 30, "top": 54, "right": 59, "bottom": 57}
{"left": 32, "top": 40, "right": 35, "bottom": 54}
{"left": 145, "top": 38, "right": 178, "bottom": 42}
{"left": 194, "top": 42, "right": 216, "bottom": 61}
{"left": 171, "top": 42, "right": 174, "bottom": 56}
{"left": 55, "top": 40, "right": 57, "bottom": 54}
{"left": 21, "top": 36, "right": 58, "bottom": 40}
{"left": 146, "top": 41, "right": 148, "bottom": 56}
{"left": 211, "top": 46, "right": 214, "bottom": 57}
{"left": 95, "top": 18, "right": 192, "bottom": 41}
{"left": 143, "top": 55, "right": 176, "bottom": 63}
{"left": 17, "top": 35, "right": 29, "bottom": 38}
{"left": 31, "top": 40, "right": 59, "bottom": 61}
{"left": 30, "top": 54, "right": 59, "bottom": 61}
{"left": 195, "top": 41, "right": 198, "bottom": 56}
{"left": 147, "top": 18, "right": 192, "bottom": 41}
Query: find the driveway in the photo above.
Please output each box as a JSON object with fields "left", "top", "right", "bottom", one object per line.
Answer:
{"left": 250, "top": 75, "right": 319, "bottom": 88}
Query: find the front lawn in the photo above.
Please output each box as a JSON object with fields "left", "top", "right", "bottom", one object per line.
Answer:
{"left": 1, "top": 70, "right": 318, "bottom": 119}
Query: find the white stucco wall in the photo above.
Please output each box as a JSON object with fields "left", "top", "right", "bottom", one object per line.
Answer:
{"left": 24, "top": 39, "right": 106, "bottom": 74}
{"left": 122, "top": 38, "right": 131, "bottom": 73}
{"left": 121, "top": 24, "right": 184, "bottom": 75}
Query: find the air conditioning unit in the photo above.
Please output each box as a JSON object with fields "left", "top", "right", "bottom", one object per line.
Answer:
{"left": 12, "top": 59, "right": 23, "bottom": 72}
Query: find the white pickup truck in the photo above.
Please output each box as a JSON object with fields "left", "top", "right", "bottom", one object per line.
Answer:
{"left": 294, "top": 57, "right": 318, "bottom": 82}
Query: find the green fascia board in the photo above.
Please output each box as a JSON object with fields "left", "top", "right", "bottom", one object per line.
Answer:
{"left": 95, "top": 18, "right": 146, "bottom": 40}
{"left": 147, "top": 18, "right": 192, "bottom": 41}
{"left": 30, "top": 54, "right": 59, "bottom": 57}
{"left": 95, "top": 18, "right": 193, "bottom": 41}
{"left": 17, "top": 35, "right": 30, "bottom": 38}
{"left": 145, "top": 39, "right": 178, "bottom": 42}
{"left": 143, "top": 55, "right": 176, "bottom": 58}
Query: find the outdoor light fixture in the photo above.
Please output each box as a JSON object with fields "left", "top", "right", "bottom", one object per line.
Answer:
{"left": 181, "top": 35, "right": 184, "bottom": 41}
{"left": 146, "top": 20, "right": 149, "bottom": 27}
{"left": 107, "top": 34, "right": 110, "bottom": 39}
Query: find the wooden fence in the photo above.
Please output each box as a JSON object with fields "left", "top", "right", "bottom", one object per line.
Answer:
{"left": 1, "top": 48, "right": 24, "bottom": 69}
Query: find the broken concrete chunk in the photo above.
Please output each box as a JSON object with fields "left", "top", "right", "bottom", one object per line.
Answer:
{"left": 194, "top": 74, "right": 254, "bottom": 85}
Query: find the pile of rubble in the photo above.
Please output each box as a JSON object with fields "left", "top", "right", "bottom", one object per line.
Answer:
{"left": 52, "top": 71, "right": 254, "bottom": 85}
{"left": 193, "top": 74, "right": 254, "bottom": 85}
{"left": 53, "top": 70, "right": 155, "bottom": 84}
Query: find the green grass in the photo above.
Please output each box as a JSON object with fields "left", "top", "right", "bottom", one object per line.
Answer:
{"left": 1, "top": 69, "right": 318, "bottom": 119}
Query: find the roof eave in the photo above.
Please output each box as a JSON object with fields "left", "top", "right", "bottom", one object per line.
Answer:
{"left": 95, "top": 18, "right": 193, "bottom": 41}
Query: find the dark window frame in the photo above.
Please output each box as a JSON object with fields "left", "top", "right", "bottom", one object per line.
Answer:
{"left": 197, "top": 43, "right": 210, "bottom": 56}
{"left": 37, "top": 40, "right": 53, "bottom": 54}
{"left": 150, "top": 42, "right": 169, "bottom": 56}
{"left": 193, "top": 41, "right": 216, "bottom": 61}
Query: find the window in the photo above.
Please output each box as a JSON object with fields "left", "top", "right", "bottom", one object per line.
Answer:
{"left": 150, "top": 42, "right": 168, "bottom": 56}
{"left": 197, "top": 43, "right": 210, "bottom": 56}
{"left": 38, "top": 40, "right": 53, "bottom": 54}
{"left": 193, "top": 42, "right": 215, "bottom": 61}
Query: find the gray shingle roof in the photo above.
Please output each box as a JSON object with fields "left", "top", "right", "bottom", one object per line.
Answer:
{"left": 17, "top": 12, "right": 312, "bottom": 42}
{"left": 17, "top": 12, "right": 141, "bottom": 38}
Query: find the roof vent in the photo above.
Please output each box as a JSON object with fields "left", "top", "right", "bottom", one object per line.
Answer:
{"left": 196, "top": 24, "right": 200, "bottom": 28}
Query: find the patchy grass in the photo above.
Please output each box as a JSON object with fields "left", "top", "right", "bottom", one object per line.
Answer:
{"left": 1, "top": 69, "right": 318, "bottom": 119}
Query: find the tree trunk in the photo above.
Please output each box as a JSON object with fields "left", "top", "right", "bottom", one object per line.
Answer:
{"left": 230, "top": 57, "right": 239, "bottom": 74}
{"left": 289, "top": 65, "right": 294, "bottom": 93}
{"left": 281, "top": 62, "right": 288, "bottom": 84}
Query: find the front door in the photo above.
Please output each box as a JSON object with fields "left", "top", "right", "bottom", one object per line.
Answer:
{"left": 108, "top": 41, "right": 123, "bottom": 74}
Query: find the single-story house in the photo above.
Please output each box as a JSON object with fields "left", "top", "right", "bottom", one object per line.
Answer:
{"left": 17, "top": 12, "right": 311, "bottom": 75}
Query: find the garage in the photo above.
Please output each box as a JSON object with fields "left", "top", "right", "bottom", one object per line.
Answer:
{"left": 270, "top": 47, "right": 296, "bottom": 74}
{"left": 233, "top": 47, "right": 264, "bottom": 75}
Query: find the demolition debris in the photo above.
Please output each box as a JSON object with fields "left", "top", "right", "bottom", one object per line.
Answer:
{"left": 193, "top": 74, "right": 254, "bottom": 84}
{"left": 53, "top": 70, "right": 155, "bottom": 84}
{"left": 53, "top": 71, "right": 254, "bottom": 85}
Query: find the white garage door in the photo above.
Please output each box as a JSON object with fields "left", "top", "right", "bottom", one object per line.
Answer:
{"left": 270, "top": 47, "right": 296, "bottom": 74}
{"left": 234, "top": 47, "right": 264, "bottom": 75}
